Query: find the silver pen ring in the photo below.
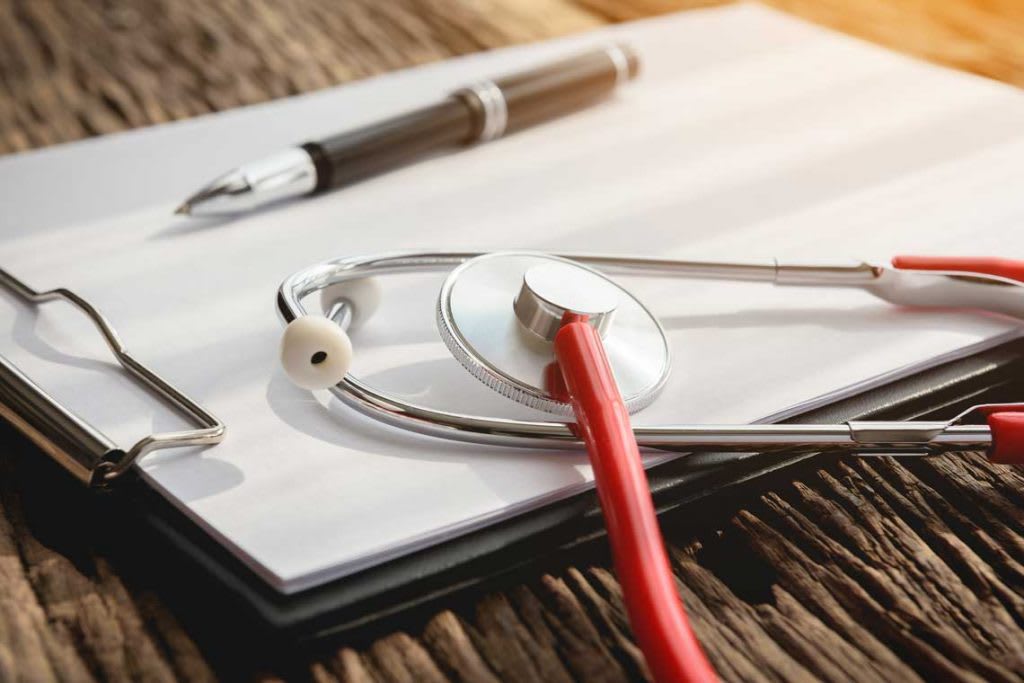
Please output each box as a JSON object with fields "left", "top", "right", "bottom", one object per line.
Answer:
{"left": 605, "top": 44, "right": 631, "bottom": 87}
{"left": 459, "top": 80, "right": 508, "bottom": 143}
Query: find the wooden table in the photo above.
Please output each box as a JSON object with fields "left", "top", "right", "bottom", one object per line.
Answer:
{"left": 2, "top": 2, "right": 1023, "bottom": 681}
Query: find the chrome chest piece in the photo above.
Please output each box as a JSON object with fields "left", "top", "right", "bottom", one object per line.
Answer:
{"left": 436, "top": 252, "right": 670, "bottom": 415}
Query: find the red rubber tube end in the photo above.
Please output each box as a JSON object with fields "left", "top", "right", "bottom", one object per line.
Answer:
{"left": 987, "top": 412, "right": 1024, "bottom": 465}
{"left": 892, "top": 255, "right": 1024, "bottom": 284}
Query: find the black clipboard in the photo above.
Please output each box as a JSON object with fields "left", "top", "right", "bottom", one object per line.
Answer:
{"left": 10, "top": 336, "right": 1022, "bottom": 657}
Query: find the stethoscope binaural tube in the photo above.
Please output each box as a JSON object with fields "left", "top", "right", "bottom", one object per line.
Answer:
{"left": 277, "top": 251, "right": 1024, "bottom": 465}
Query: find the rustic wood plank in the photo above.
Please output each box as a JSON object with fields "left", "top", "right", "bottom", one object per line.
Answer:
{"left": 421, "top": 611, "right": 500, "bottom": 683}
{"left": 366, "top": 632, "right": 449, "bottom": 683}
{"left": 470, "top": 593, "right": 576, "bottom": 683}
{"left": 1, "top": 1, "right": 1024, "bottom": 681}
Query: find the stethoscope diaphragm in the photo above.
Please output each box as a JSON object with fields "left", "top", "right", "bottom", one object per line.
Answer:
{"left": 436, "top": 252, "right": 670, "bottom": 415}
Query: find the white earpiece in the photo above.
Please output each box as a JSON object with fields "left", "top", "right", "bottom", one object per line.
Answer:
{"left": 320, "top": 277, "right": 382, "bottom": 330}
{"left": 280, "top": 316, "right": 353, "bottom": 390}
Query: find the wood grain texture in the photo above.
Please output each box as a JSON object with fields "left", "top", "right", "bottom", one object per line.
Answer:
{"left": 2, "top": 1, "right": 1024, "bottom": 681}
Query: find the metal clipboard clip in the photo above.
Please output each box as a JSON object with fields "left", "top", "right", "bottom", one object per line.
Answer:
{"left": 0, "top": 269, "right": 225, "bottom": 488}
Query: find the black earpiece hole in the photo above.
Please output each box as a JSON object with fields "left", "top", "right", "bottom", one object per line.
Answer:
{"left": 310, "top": 351, "right": 328, "bottom": 365}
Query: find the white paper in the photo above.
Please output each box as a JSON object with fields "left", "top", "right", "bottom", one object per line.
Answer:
{"left": 3, "top": 4, "right": 1024, "bottom": 593}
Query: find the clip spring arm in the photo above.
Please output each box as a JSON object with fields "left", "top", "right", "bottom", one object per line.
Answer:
{"left": 0, "top": 269, "right": 225, "bottom": 487}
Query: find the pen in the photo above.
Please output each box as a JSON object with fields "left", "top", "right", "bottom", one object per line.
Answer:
{"left": 175, "top": 44, "right": 639, "bottom": 216}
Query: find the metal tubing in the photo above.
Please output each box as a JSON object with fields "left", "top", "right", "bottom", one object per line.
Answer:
{"left": 277, "top": 252, "right": 998, "bottom": 458}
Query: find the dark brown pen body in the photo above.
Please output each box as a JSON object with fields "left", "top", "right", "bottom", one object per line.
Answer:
{"left": 301, "top": 45, "right": 639, "bottom": 193}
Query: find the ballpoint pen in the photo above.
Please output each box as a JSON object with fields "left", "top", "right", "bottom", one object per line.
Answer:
{"left": 175, "top": 44, "right": 639, "bottom": 216}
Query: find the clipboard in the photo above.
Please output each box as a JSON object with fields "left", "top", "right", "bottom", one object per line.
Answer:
{"left": 4, "top": 0, "right": 1024, "bottom": 604}
{"left": 8, "top": 327, "right": 1021, "bottom": 650}
{"left": 5, "top": 2, "right": 1024, "bottom": 652}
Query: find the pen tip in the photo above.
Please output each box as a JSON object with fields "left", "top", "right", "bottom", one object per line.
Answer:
{"left": 174, "top": 202, "right": 191, "bottom": 216}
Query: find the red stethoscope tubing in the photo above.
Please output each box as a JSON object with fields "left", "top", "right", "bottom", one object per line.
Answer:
{"left": 554, "top": 319, "right": 717, "bottom": 683}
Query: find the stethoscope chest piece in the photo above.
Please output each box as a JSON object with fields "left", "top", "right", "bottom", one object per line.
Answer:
{"left": 437, "top": 252, "right": 670, "bottom": 415}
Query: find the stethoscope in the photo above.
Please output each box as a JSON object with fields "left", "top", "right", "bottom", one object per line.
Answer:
{"left": 277, "top": 251, "right": 1024, "bottom": 683}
